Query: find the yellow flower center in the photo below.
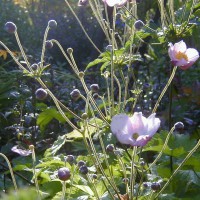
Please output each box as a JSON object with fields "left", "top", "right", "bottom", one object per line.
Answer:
{"left": 132, "top": 133, "right": 139, "bottom": 140}
{"left": 175, "top": 51, "right": 188, "bottom": 61}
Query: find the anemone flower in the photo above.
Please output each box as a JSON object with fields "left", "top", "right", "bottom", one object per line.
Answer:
{"left": 102, "top": 0, "right": 127, "bottom": 7}
{"left": 168, "top": 40, "right": 199, "bottom": 70}
{"left": 111, "top": 112, "right": 161, "bottom": 147}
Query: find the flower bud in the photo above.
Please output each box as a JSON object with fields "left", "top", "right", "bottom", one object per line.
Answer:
{"left": 92, "top": 174, "right": 97, "bottom": 179}
{"left": 66, "top": 155, "right": 75, "bottom": 163}
{"left": 77, "top": 160, "right": 86, "bottom": 167}
{"left": 67, "top": 48, "right": 73, "bottom": 54}
{"left": 31, "top": 63, "right": 39, "bottom": 71}
{"left": 29, "top": 145, "right": 34, "bottom": 151}
{"left": 81, "top": 113, "right": 88, "bottom": 120}
{"left": 106, "top": 45, "right": 113, "bottom": 52}
{"left": 78, "top": 0, "right": 88, "bottom": 6}
{"left": 78, "top": 71, "right": 85, "bottom": 78}
{"left": 90, "top": 84, "right": 99, "bottom": 93}
{"left": 106, "top": 144, "right": 114, "bottom": 153}
{"left": 58, "top": 167, "right": 71, "bottom": 181}
{"left": 174, "top": 122, "right": 184, "bottom": 131}
{"left": 151, "top": 182, "right": 161, "bottom": 191}
{"left": 35, "top": 88, "right": 48, "bottom": 100}
{"left": 122, "top": 178, "right": 129, "bottom": 184}
{"left": 93, "top": 93, "right": 99, "bottom": 99}
{"left": 48, "top": 20, "right": 57, "bottom": 29}
{"left": 134, "top": 20, "right": 144, "bottom": 30}
{"left": 70, "top": 89, "right": 81, "bottom": 101}
{"left": 5, "top": 22, "right": 17, "bottom": 33}
{"left": 45, "top": 40, "right": 53, "bottom": 49}
{"left": 79, "top": 165, "right": 88, "bottom": 175}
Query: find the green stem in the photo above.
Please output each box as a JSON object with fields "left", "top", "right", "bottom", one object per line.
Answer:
{"left": 152, "top": 66, "right": 177, "bottom": 113}
{"left": 156, "top": 139, "right": 200, "bottom": 198}
{"left": 0, "top": 153, "right": 18, "bottom": 191}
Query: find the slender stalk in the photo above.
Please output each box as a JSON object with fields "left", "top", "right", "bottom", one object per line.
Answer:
{"left": 64, "top": 0, "right": 101, "bottom": 53}
{"left": 61, "top": 181, "right": 66, "bottom": 200}
{"left": 130, "top": 146, "right": 137, "bottom": 199}
{"left": 14, "top": 31, "right": 32, "bottom": 72}
{"left": 147, "top": 126, "right": 175, "bottom": 171}
{"left": 30, "top": 145, "right": 41, "bottom": 199}
{"left": 40, "top": 25, "right": 50, "bottom": 68}
{"left": 152, "top": 66, "right": 178, "bottom": 113}
{"left": 0, "top": 153, "right": 18, "bottom": 191}
{"left": 155, "top": 139, "right": 200, "bottom": 198}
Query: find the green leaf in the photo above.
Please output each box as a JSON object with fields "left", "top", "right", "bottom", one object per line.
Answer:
{"left": 37, "top": 107, "right": 66, "bottom": 132}
{"left": 73, "top": 185, "right": 94, "bottom": 196}
{"left": 85, "top": 58, "right": 109, "bottom": 71}
{"left": 44, "top": 135, "right": 67, "bottom": 157}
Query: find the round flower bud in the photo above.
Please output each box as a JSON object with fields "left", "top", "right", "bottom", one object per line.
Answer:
{"left": 31, "top": 63, "right": 39, "bottom": 71}
{"left": 48, "top": 20, "right": 57, "bottom": 29}
{"left": 35, "top": 88, "right": 48, "bottom": 100}
{"left": 70, "top": 89, "right": 81, "bottom": 101}
{"left": 174, "top": 122, "right": 184, "bottom": 131}
{"left": 29, "top": 145, "right": 34, "bottom": 151}
{"left": 151, "top": 182, "right": 161, "bottom": 191}
{"left": 79, "top": 165, "right": 88, "bottom": 175}
{"left": 106, "top": 144, "right": 114, "bottom": 153}
{"left": 90, "top": 84, "right": 99, "bottom": 93}
{"left": 106, "top": 45, "right": 113, "bottom": 52}
{"left": 67, "top": 48, "right": 73, "bottom": 54}
{"left": 77, "top": 160, "right": 86, "bottom": 167}
{"left": 143, "top": 182, "right": 149, "bottom": 188}
{"left": 122, "top": 178, "right": 129, "bottom": 184}
{"left": 81, "top": 113, "right": 88, "bottom": 120}
{"left": 134, "top": 20, "right": 144, "bottom": 30}
{"left": 93, "top": 93, "right": 99, "bottom": 99}
{"left": 66, "top": 155, "right": 75, "bottom": 163}
{"left": 5, "top": 22, "right": 17, "bottom": 33}
{"left": 58, "top": 167, "right": 71, "bottom": 181}
{"left": 45, "top": 40, "right": 53, "bottom": 49}
{"left": 140, "top": 161, "right": 145, "bottom": 167}
{"left": 78, "top": 0, "right": 88, "bottom": 7}
{"left": 92, "top": 174, "right": 97, "bottom": 179}
{"left": 78, "top": 71, "right": 85, "bottom": 78}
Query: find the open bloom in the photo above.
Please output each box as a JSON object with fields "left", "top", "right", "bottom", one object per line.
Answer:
{"left": 11, "top": 145, "right": 32, "bottom": 156}
{"left": 102, "top": 0, "right": 127, "bottom": 7}
{"left": 168, "top": 40, "right": 199, "bottom": 70}
{"left": 111, "top": 112, "right": 160, "bottom": 147}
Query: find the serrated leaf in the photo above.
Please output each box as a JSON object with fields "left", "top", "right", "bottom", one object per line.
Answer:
{"left": 37, "top": 107, "right": 66, "bottom": 132}
{"left": 44, "top": 135, "right": 67, "bottom": 157}
{"left": 73, "top": 185, "right": 94, "bottom": 196}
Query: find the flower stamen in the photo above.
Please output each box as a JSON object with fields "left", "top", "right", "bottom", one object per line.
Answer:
{"left": 175, "top": 51, "right": 188, "bottom": 61}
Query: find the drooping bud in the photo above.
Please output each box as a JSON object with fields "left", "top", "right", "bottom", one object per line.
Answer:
{"left": 78, "top": 71, "right": 85, "bottom": 78}
{"left": 151, "top": 182, "right": 161, "bottom": 191}
{"left": 77, "top": 160, "right": 86, "bottom": 167}
{"left": 35, "top": 88, "right": 48, "bottom": 100}
{"left": 134, "top": 20, "right": 144, "bottom": 30}
{"left": 78, "top": 0, "right": 88, "bottom": 6}
{"left": 81, "top": 113, "right": 88, "bottom": 120}
{"left": 174, "top": 122, "right": 184, "bottom": 131}
{"left": 48, "top": 20, "right": 57, "bottom": 29}
{"left": 4, "top": 22, "right": 17, "bottom": 33}
{"left": 70, "top": 89, "right": 81, "bottom": 101}
{"left": 45, "top": 40, "right": 53, "bottom": 49}
{"left": 90, "top": 84, "right": 99, "bottom": 93}
{"left": 106, "top": 144, "right": 114, "bottom": 153}
{"left": 79, "top": 165, "right": 88, "bottom": 175}
{"left": 67, "top": 48, "right": 73, "bottom": 54}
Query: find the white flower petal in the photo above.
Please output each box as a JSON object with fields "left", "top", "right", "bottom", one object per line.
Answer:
{"left": 130, "top": 112, "right": 148, "bottom": 135}
{"left": 173, "top": 40, "right": 187, "bottom": 53}
{"left": 111, "top": 114, "right": 135, "bottom": 145}
{"left": 147, "top": 113, "right": 161, "bottom": 136}
{"left": 185, "top": 48, "right": 199, "bottom": 62}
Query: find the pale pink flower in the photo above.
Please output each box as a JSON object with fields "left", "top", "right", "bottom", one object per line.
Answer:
{"left": 102, "top": 0, "right": 127, "bottom": 7}
{"left": 111, "top": 112, "right": 160, "bottom": 147}
{"left": 11, "top": 145, "right": 32, "bottom": 156}
{"left": 168, "top": 40, "right": 199, "bottom": 70}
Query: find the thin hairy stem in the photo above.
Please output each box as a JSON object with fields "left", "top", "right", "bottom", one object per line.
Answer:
{"left": 152, "top": 66, "right": 177, "bottom": 113}
{"left": 0, "top": 153, "right": 18, "bottom": 191}
{"left": 40, "top": 25, "right": 50, "bottom": 68}
{"left": 155, "top": 139, "right": 200, "bottom": 198}
{"left": 64, "top": 0, "right": 102, "bottom": 53}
